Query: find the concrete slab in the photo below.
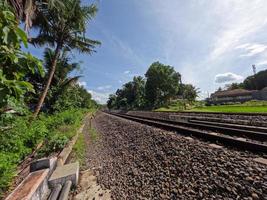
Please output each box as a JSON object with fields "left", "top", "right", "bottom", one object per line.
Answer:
{"left": 49, "top": 162, "right": 79, "bottom": 187}
{"left": 6, "top": 169, "right": 49, "bottom": 200}
{"left": 254, "top": 157, "right": 267, "bottom": 166}
{"left": 30, "top": 157, "right": 56, "bottom": 173}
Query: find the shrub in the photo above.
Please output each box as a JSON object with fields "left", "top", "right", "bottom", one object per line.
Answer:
{"left": 0, "top": 153, "right": 16, "bottom": 195}
{"left": 49, "top": 134, "right": 69, "bottom": 151}
{"left": 0, "top": 109, "right": 87, "bottom": 195}
{"left": 37, "top": 133, "right": 69, "bottom": 157}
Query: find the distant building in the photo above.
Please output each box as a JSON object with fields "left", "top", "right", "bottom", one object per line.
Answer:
{"left": 207, "top": 87, "right": 267, "bottom": 105}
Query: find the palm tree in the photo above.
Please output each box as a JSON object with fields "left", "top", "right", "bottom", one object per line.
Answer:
{"left": 31, "top": 0, "right": 100, "bottom": 118}
{"left": 132, "top": 76, "right": 145, "bottom": 108}
{"left": 42, "top": 48, "right": 82, "bottom": 112}
{"left": 25, "top": 48, "right": 81, "bottom": 111}
{"left": 7, "top": 0, "right": 64, "bottom": 32}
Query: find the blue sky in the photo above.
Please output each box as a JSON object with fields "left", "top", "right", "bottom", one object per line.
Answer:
{"left": 27, "top": 0, "right": 267, "bottom": 103}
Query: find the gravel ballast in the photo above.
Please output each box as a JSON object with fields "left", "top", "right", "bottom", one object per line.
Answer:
{"left": 87, "top": 112, "right": 267, "bottom": 200}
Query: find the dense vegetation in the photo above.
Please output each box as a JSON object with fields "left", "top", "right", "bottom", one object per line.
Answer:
{"left": 0, "top": 0, "right": 100, "bottom": 195}
{"left": 107, "top": 62, "right": 198, "bottom": 110}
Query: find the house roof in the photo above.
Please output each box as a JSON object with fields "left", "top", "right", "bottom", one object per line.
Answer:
{"left": 211, "top": 89, "right": 255, "bottom": 98}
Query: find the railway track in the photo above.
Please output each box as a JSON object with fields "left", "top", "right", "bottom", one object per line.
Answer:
{"left": 155, "top": 110, "right": 267, "bottom": 116}
{"left": 106, "top": 111, "right": 267, "bottom": 153}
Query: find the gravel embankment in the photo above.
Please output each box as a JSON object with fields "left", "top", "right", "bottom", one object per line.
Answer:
{"left": 88, "top": 112, "right": 267, "bottom": 200}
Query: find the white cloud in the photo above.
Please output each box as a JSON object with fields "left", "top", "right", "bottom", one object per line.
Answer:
{"left": 215, "top": 72, "right": 243, "bottom": 83}
{"left": 209, "top": 1, "right": 267, "bottom": 60}
{"left": 237, "top": 43, "right": 267, "bottom": 57}
{"left": 77, "top": 81, "right": 87, "bottom": 87}
{"left": 235, "top": 43, "right": 251, "bottom": 49}
{"left": 139, "top": 0, "right": 267, "bottom": 95}
{"left": 88, "top": 90, "right": 109, "bottom": 104}
{"left": 96, "top": 85, "right": 112, "bottom": 91}
{"left": 256, "top": 60, "right": 267, "bottom": 66}
{"left": 124, "top": 70, "right": 130, "bottom": 74}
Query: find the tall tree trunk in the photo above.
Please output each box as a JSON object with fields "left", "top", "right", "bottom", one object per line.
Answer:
{"left": 32, "top": 44, "right": 61, "bottom": 119}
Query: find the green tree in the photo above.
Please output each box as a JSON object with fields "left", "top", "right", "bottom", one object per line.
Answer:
{"left": 25, "top": 48, "right": 82, "bottom": 111}
{"left": 31, "top": 0, "right": 100, "bottom": 118}
{"left": 243, "top": 69, "right": 267, "bottom": 90}
{"left": 114, "top": 89, "right": 127, "bottom": 109}
{"left": 225, "top": 82, "right": 244, "bottom": 90}
{"left": 42, "top": 48, "right": 82, "bottom": 111}
{"left": 52, "top": 84, "right": 94, "bottom": 112}
{"left": 107, "top": 94, "right": 117, "bottom": 109}
{"left": 0, "top": 2, "right": 43, "bottom": 113}
{"left": 7, "top": 0, "right": 64, "bottom": 31}
{"left": 145, "top": 62, "right": 181, "bottom": 108}
{"left": 182, "top": 84, "right": 198, "bottom": 103}
{"left": 132, "top": 76, "right": 145, "bottom": 108}
{"left": 107, "top": 76, "right": 145, "bottom": 110}
{"left": 122, "top": 82, "right": 135, "bottom": 107}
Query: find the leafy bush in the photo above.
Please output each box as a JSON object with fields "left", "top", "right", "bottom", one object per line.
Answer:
{"left": 1, "top": 118, "right": 31, "bottom": 160}
{"left": 0, "top": 109, "right": 87, "bottom": 195}
{"left": 49, "top": 134, "right": 69, "bottom": 151}
{"left": 24, "top": 119, "right": 48, "bottom": 149}
{"left": 0, "top": 153, "right": 16, "bottom": 195}
{"left": 40, "top": 109, "right": 85, "bottom": 130}
{"left": 52, "top": 85, "right": 95, "bottom": 112}
{"left": 38, "top": 133, "right": 69, "bottom": 157}
{"left": 0, "top": 2, "right": 43, "bottom": 111}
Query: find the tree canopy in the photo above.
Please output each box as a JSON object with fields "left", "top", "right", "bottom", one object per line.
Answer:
{"left": 31, "top": 0, "right": 100, "bottom": 117}
{"left": 0, "top": 2, "right": 43, "bottom": 112}
{"left": 243, "top": 69, "right": 267, "bottom": 90}
{"left": 107, "top": 61, "right": 198, "bottom": 110}
{"left": 145, "top": 62, "right": 181, "bottom": 108}
{"left": 0, "top": 0, "right": 100, "bottom": 116}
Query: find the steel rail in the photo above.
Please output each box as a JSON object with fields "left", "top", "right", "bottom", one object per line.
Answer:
{"left": 155, "top": 110, "right": 267, "bottom": 116}
{"left": 189, "top": 119, "right": 267, "bottom": 133}
{"left": 123, "top": 113, "right": 267, "bottom": 141}
{"left": 107, "top": 112, "right": 267, "bottom": 153}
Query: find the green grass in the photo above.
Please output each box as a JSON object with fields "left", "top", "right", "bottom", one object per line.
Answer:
{"left": 72, "top": 130, "right": 86, "bottom": 168}
{"left": 156, "top": 100, "right": 267, "bottom": 113}
{"left": 189, "top": 105, "right": 267, "bottom": 113}
{"left": 71, "top": 110, "right": 98, "bottom": 169}
{"left": 155, "top": 100, "right": 204, "bottom": 112}
{"left": 89, "top": 127, "right": 99, "bottom": 142}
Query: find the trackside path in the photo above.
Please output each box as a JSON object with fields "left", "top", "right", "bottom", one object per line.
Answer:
{"left": 86, "top": 112, "right": 267, "bottom": 200}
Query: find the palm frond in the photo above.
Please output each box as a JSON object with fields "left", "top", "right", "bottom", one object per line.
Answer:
{"left": 8, "top": 0, "right": 23, "bottom": 18}
{"left": 30, "top": 33, "right": 55, "bottom": 47}
{"left": 66, "top": 36, "right": 101, "bottom": 53}
{"left": 30, "top": 0, "right": 100, "bottom": 55}
{"left": 24, "top": 0, "right": 36, "bottom": 32}
{"left": 60, "top": 76, "right": 81, "bottom": 88}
